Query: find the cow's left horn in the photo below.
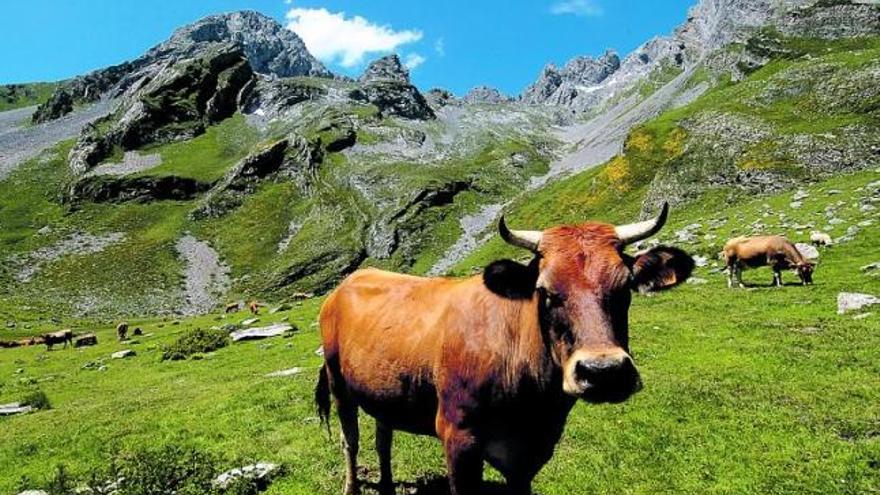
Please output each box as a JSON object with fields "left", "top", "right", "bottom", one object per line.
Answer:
{"left": 615, "top": 202, "right": 669, "bottom": 245}
{"left": 499, "top": 216, "right": 542, "bottom": 252}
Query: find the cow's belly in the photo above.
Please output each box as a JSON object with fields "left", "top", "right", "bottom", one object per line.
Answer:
{"left": 344, "top": 367, "right": 439, "bottom": 436}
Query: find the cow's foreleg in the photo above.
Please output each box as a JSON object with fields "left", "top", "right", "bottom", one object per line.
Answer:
{"left": 735, "top": 266, "right": 745, "bottom": 288}
{"left": 338, "top": 404, "right": 360, "bottom": 495}
{"left": 375, "top": 421, "right": 394, "bottom": 495}
{"left": 727, "top": 264, "right": 735, "bottom": 289}
{"left": 439, "top": 424, "right": 483, "bottom": 495}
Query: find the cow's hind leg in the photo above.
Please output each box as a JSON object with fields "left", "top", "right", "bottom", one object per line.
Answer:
{"left": 376, "top": 421, "right": 394, "bottom": 494}
{"left": 338, "top": 402, "right": 360, "bottom": 495}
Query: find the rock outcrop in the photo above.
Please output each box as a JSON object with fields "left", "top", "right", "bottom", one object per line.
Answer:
{"left": 150, "top": 11, "right": 330, "bottom": 78}
{"left": 37, "top": 10, "right": 331, "bottom": 123}
{"left": 192, "top": 133, "right": 318, "bottom": 219}
{"left": 359, "top": 54, "right": 410, "bottom": 84}
{"left": 351, "top": 55, "right": 434, "bottom": 120}
{"left": 519, "top": 0, "right": 880, "bottom": 113}
{"left": 463, "top": 86, "right": 511, "bottom": 104}
{"left": 68, "top": 45, "right": 256, "bottom": 175}
{"left": 31, "top": 89, "right": 74, "bottom": 123}
{"left": 424, "top": 88, "right": 457, "bottom": 109}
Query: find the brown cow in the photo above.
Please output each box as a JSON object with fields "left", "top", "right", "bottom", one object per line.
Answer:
{"left": 43, "top": 330, "right": 73, "bottom": 350}
{"left": 225, "top": 302, "right": 240, "bottom": 313}
{"left": 316, "top": 204, "right": 693, "bottom": 495}
{"left": 116, "top": 322, "right": 129, "bottom": 341}
{"left": 723, "top": 235, "right": 815, "bottom": 288}
{"left": 248, "top": 301, "right": 264, "bottom": 315}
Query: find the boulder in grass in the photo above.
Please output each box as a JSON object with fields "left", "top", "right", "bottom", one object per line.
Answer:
{"left": 17, "top": 490, "right": 48, "bottom": 495}
{"left": 861, "top": 262, "right": 880, "bottom": 273}
{"left": 837, "top": 292, "right": 880, "bottom": 314}
{"left": 230, "top": 323, "right": 293, "bottom": 342}
{"left": 794, "top": 243, "right": 820, "bottom": 260}
{"left": 240, "top": 317, "right": 260, "bottom": 327}
{"left": 0, "top": 402, "right": 34, "bottom": 416}
{"left": 214, "top": 462, "right": 280, "bottom": 490}
{"left": 74, "top": 333, "right": 98, "bottom": 347}
{"left": 111, "top": 349, "right": 136, "bottom": 359}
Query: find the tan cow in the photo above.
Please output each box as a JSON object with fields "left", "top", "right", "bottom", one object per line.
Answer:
{"left": 316, "top": 203, "right": 694, "bottom": 495}
{"left": 723, "top": 235, "right": 815, "bottom": 288}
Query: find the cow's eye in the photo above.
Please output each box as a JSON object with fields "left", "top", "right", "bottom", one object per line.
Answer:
{"left": 541, "top": 289, "right": 565, "bottom": 308}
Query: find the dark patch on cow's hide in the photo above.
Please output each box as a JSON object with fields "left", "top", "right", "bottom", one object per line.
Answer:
{"left": 631, "top": 246, "right": 694, "bottom": 292}
{"left": 483, "top": 258, "right": 538, "bottom": 300}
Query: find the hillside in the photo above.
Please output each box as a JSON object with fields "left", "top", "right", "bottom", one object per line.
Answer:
{"left": 1, "top": 166, "right": 877, "bottom": 494}
{"left": 0, "top": 2, "right": 875, "bottom": 325}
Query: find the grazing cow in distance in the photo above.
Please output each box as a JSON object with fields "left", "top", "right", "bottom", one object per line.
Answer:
{"left": 248, "top": 301, "right": 264, "bottom": 315}
{"left": 132, "top": 327, "right": 143, "bottom": 336}
{"left": 810, "top": 231, "right": 833, "bottom": 247}
{"left": 316, "top": 203, "right": 694, "bottom": 495}
{"left": 43, "top": 330, "right": 73, "bottom": 350}
{"left": 225, "top": 302, "right": 240, "bottom": 313}
{"left": 723, "top": 235, "right": 815, "bottom": 288}
{"left": 116, "top": 322, "right": 128, "bottom": 341}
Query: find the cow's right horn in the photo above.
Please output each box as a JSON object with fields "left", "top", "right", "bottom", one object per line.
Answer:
{"left": 615, "top": 202, "right": 669, "bottom": 245}
{"left": 499, "top": 216, "right": 542, "bottom": 252}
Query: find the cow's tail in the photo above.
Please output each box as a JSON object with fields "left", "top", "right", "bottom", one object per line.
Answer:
{"left": 315, "top": 364, "right": 332, "bottom": 438}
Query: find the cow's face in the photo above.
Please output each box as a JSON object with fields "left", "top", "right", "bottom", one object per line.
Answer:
{"left": 498, "top": 204, "right": 693, "bottom": 403}
{"left": 797, "top": 262, "right": 815, "bottom": 284}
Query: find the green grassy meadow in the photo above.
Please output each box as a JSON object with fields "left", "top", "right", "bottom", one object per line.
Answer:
{"left": 0, "top": 83, "right": 58, "bottom": 112}
{"left": 1, "top": 167, "right": 877, "bottom": 494}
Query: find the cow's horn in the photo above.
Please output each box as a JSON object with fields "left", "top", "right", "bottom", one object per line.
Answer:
{"left": 499, "top": 216, "right": 542, "bottom": 252}
{"left": 615, "top": 202, "right": 669, "bottom": 245}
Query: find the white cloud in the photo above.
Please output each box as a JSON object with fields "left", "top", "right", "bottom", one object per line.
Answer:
{"left": 285, "top": 7, "right": 423, "bottom": 68}
{"left": 434, "top": 38, "right": 445, "bottom": 57}
{"left": 550, "top": 0, "right": 603, "bottom": 17}
{"left": 404, "top": 53, "right": 426, "bottom": 70}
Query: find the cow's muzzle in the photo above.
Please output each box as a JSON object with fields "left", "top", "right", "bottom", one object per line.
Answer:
{"left": 563, "top": 349, "right": 642, "bottom": 403}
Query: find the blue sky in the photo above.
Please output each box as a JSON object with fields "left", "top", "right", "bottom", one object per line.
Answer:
{"left": 1, "top": 0, "right": 696, "bottom": 95}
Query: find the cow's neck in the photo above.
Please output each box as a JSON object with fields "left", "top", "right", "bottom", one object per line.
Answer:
{"left": 500, "top": 296, "right": 575, "bottom": 409}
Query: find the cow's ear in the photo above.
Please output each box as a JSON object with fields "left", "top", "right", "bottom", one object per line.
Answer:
{"left": 630, "top": 246, "right": 694, "bottom": 293}
{"left": 483, "top": 258, "right": 539, "bottom": 300}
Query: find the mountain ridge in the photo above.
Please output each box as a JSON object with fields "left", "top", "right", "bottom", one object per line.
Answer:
{"left": 0, "top": 0, "right": 878, "bottom": 319}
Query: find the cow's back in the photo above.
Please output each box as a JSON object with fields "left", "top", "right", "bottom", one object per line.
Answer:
{"left": 320, "top": 268, "right": 459, "bottom": 434}
{"left": 724, "top": 235, "right": 794, "bottom": 267}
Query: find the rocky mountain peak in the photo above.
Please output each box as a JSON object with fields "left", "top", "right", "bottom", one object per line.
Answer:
{"left": 359, "top": 54, "right": 410, "bottom": 84}
{"left": 520, "top": 49, "right": 621, "bottom": 107}
{"left": 463, "top": 86, "right": 510, "bottom": 104}
{"left": 560, "top": 49, "right": 621, "bottom": 85}
{"left": 150, "top": 10, "right": 331, "bottom": 78}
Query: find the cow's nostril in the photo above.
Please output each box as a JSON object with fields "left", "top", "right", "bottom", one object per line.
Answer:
{"left": 574, "top": 359, "right": 614, "bottom": 386}
{"left": 575, "top": 356, "right": 639, "bottom": 389}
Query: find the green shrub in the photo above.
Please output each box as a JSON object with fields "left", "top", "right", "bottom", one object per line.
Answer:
{"left": 111, "top": 444, "right": 218, "bottom": 495}
{"left": 161, "top": 328, "right": 229, "bottom": 361}
{"left": 46, "top": 464, "right": 75, "bottom": 495}
{"left": 21, "top": 389, "right": 51, "bottom": 410}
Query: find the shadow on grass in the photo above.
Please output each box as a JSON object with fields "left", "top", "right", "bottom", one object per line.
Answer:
{"left": 361, "top": 474, "right": 537, "bottom": 494}
{"left": 736, "top": 281, "right": 811, "bottom": 289}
